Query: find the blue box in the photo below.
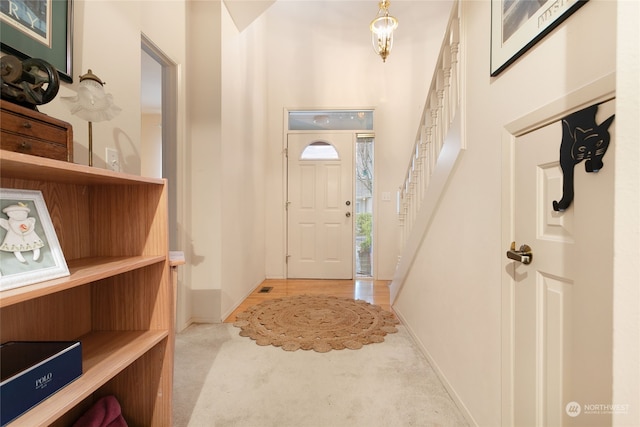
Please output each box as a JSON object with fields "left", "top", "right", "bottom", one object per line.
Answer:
{"left": 0, "top": 341, "right": 82, "bottom": 426}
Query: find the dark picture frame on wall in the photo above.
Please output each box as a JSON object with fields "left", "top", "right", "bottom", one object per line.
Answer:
{"left": 490, "top": 0, "right": 588, "bottom": 76}
{"left": 0, "top": 0, "right": 73, "bottom": 83}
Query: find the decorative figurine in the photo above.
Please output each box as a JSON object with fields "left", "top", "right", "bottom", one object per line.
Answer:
{"left": 0, "top": 202, "right": 44, "bottom": 263}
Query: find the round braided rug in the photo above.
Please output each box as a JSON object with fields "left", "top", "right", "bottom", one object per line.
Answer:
{"left": 232, "top": 294, "right": 399, "bottom": 352}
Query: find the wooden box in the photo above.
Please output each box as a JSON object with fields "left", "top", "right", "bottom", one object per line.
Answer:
{"left": 0, "top": 100, "right": 73, "bottom": 162}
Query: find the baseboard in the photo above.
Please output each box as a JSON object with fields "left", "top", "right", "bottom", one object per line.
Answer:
{"left": 176, "top": 318, "right": 195, "bottom": 333}
{"left": 176, "top": 316, "right": 220, "bottom": 333}
{"left": 189, "top": 316, "right": 218, "bottom": 324}
{"left": 393, "top": 306, "right": 478, "bottom": 427}
{"left": 220, "top": 279, "right": 264, "bottom": 322}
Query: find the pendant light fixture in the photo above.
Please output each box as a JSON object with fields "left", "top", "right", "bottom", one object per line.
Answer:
{"left": 370, "top": 0, "right": 398, "bottom": 62}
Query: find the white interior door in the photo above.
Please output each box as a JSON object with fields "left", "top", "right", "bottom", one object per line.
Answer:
{"left": 287, "top": 133, "right": 353, "bottom": 279}
{"left": 506, "top": 99, "right": 615, "bottom": 426}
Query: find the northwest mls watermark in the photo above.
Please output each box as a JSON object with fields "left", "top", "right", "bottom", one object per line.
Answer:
{"left": 566, "top": 401, "right": 631, "bottom": 417}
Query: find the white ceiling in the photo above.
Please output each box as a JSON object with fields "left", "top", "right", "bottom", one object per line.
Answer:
{"left": 140, "top": 1, "right": 453, "bottom": 115}
{"left": 224, "top": 0, "right": 276, "bottom": 31}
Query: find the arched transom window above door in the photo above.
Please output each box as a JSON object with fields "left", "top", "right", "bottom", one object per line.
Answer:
{"left": 300, "top": 141, "right": 340, "bottom": 160}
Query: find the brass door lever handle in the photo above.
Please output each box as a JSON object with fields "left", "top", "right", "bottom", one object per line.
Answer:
{"left": 506, "top": 242, "right": 533, "bottom": 265}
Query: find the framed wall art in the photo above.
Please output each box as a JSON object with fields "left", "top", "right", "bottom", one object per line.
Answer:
{"left": 490, "top": 0, "right": 588, "bottom": 76}
{"left": 0, "top": 188, "right": 69, "bottom": 291}
{"left": 0, "top": 0, "right": 73, "bottom": 82}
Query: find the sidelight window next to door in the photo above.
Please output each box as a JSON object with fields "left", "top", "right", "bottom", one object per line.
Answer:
{"left": 355, "top": 135, "right": 373, "bottom": 277}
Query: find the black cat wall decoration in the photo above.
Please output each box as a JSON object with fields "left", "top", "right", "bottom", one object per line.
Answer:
{"left": 553, "top": 104, "right": 615, "bottom": 212}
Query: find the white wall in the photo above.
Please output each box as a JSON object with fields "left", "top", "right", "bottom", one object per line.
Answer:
{"left": 393, "top": 1, "right": 620, "bottom": 426}
{"left": 613, "top": 1, "right": 640, "bottom": 425}
{"left": 262, "top": 1, "right": 454, "bottom": 280}
{"left": 183, "top": 1, "right": 269, "bottom": 323}
{"left": 39, "top": 1, "right": 143, "bottom": 171}
{"left": 141, "top": 113, "right": 162, "bottom": 178}
{"left": 185, "top": 0, "right": 223, "bottom": 324}
{"left": 219, "top": 5, "right": 269, "bottom": 320}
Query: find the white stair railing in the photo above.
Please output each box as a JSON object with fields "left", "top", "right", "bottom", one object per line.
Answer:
{"left": 392, "top": 1, "right": 462, "bottom": 300}
{"left": 397, "top": 1, "right": 461, "bottom": 251}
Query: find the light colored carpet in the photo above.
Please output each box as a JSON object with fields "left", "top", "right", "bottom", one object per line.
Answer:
{"left": 173, "top": 323, "right": 468, "bottom": 427}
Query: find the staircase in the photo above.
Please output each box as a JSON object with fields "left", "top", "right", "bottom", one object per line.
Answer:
{"left": 390, "top": 0, "right": 465, "bottom": 302}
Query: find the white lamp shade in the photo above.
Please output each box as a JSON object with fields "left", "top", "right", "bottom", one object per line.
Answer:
{"left": 61, "top": 79, "right": 121, "bottom": 122}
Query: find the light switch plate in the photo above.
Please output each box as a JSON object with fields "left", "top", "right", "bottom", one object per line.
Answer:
{"left": 105, "top": 148, "right": 120, "bottom": 172}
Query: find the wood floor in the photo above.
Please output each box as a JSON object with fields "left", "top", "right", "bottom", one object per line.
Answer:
{"left": 224, "top": 279, "right": 393, "bottom": 323}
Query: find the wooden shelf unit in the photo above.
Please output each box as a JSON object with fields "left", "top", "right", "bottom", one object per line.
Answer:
{"left": 0, "top": 150, "right": 173, "bottom": 426}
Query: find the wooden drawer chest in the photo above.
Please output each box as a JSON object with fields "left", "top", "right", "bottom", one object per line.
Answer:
{"left": 1, "top": 99, "right": 73, "bottom": 162}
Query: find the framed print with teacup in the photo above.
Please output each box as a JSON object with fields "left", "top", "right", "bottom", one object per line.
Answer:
{"left": 0, "top": 188, "right": 69, "bottom": 291}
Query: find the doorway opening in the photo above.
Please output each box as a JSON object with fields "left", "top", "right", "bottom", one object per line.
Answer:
{"left": 141, "top": 35, "right": 178, "bottom": 249}
{"left": 287, "top": 110, "right": 374, "bottom": 279}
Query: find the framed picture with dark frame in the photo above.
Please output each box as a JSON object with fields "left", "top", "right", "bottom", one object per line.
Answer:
{"left": 0, "top": 0, "right": 73, "bottom": 82}
{"left": 490, "top": 0, "right": 588, "bottom": 76}
{"left": 0, "top": 188, "right": 69, "bottom": 291}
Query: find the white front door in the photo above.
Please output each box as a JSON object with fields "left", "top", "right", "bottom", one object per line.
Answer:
{"left": 287, "top": 133, "right": 353, "bottom": 279}
{"left": 505, "top": 95, "right": 615, "bottom": 426}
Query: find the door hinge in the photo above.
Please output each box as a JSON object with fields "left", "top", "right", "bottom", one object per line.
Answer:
{"left": 284, "top": 147, "right": 288, "bottom": 158}
{"left": 285, "top": 201, "right": 291, "bottom": 211}
{"left": 286, "top": 254, "right": 291, "bottom": 264}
